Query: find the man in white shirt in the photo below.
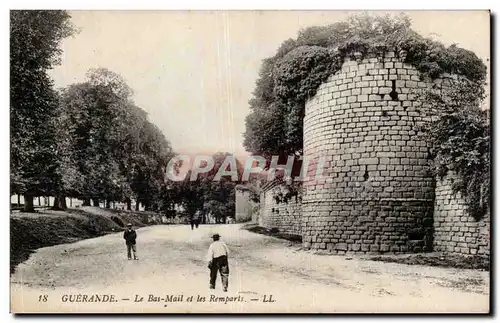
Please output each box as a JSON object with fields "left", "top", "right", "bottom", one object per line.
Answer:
{"left": 206, "top": 233, "right": 229, "bottom": 292}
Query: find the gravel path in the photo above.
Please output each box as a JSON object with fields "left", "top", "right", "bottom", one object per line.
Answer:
{"left": 11, "top": 224, "right": 489, "bottom": 313}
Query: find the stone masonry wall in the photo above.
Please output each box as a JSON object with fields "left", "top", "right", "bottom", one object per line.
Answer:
{"left": 259, "top": 183, "right": 302, "bottom": 236}
{"left": 433, "top": 173, "right": 490, "bottom": 256}
{"left": 302, "top": 51, "right": 438, "bottom": 254}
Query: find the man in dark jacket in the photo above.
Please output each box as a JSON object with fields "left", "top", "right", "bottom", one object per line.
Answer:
{"left": 194, "top": 210, "right": 202, "bottom": 229}
{"left": 123, "top": 223, "right": 138, "bottom": 260}
{"left": 189, "top": 216, "right": 195, "bottom": 230}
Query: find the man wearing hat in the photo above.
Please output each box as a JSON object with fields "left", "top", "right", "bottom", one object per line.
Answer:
{"left": 206, "top": 233, "right": 230, "bottom": 292}
{"left": 123, "top": 223, "right": 138, "bottom": 260}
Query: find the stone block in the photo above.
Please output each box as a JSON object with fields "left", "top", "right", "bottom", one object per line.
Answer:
{"left": 335, "top": 243, "right": 348, "bottom": 251}
{"left": 390, "top": 245, "right": 400, "bottom": 252}
{"left": 351, "top": 244, "right": 361, "bottom": 251}
{"left": 380, "top": 244, "right": 390, "bottom": 252}
{"left": 358, "top": 94, "right": 369, "bottom": 102}
{"left": 341, "top": 90, "right": 352, "bottom": 97}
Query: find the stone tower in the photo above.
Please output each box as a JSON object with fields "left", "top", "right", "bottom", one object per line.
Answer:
{"left": 301, "top": 50, "right": 438, "bottom": 254}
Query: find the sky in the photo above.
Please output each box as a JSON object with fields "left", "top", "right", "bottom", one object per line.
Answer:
{"left": 48, "top": 10, "right": 490, "bottom": 156}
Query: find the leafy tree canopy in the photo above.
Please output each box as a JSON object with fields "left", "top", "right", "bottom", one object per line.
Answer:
{"left": 10, "top": 10, "right": 75, "bottom": 206}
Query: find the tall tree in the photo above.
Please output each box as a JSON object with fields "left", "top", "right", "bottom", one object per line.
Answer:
{"left": 10, "top": 10, "right": 75, "bottom": 211}
{"left": 60, "top": 69, "right": 173, "bottom": 211}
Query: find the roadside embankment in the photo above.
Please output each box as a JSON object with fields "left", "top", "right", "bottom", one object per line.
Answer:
{"left": 10, "top": 206, "right": 162, "bottom": 274}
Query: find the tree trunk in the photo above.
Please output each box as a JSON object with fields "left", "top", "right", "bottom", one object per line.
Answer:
{"left": 83, "top": 197, "right": 91, "bottom": 206}
{"left": 17, "top": 194, "right": 20, "bottom": 207}
{"left": 60, "top": 196, "right": 67, "bottom": 209}
{"left": 106, "top": 200, "right": 111, "bottom": 208}
{"left": 92, "top": 198, "right": 100, "bottom": 207}
{"left": 135, "top": 201, "right": 139, "bottom": 211}
{"left": 38, "top": 196, "right": 41, "bottom": 206}
{"left": 52, "top": 195, "right": 67, "bottom": 210}
{"left": 113, "top": 201, "right": 116, "bottom": 209}
{"left": 126, "top": 198, "right": 132, "bottom": 211}
{"left": 24, "top": 193, "right": 35, "bottom": 212}
{"left": 70, "top": 198, "right": 73, "bottom": 207}
{"left": 53, "top": 196, "right": 61, "bottom": 210}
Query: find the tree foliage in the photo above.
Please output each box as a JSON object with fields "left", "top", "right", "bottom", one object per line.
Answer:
{"left": 58, "top": 68, "right": 173, "bottom": 210}
{"left": 165, "top": 152, "right": 243, "bottom": 223}
{"left": 10, "top": 10, "right": 75, "bottom": 210}
{"left": 11, "top": 11, "right": 241, "bottom": 220}
{"left": 421, "top": 79, "right": 490, "bottom": 219}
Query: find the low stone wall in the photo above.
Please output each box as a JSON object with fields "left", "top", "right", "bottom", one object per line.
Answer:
{"left": 433, "top": 174, "right": 490, "bottom": 256}
{"left": 259, "top": 183, "right": 302, "bottom": 235}
{"left": 256, "top": 175, "right": 490, "bottom": 257}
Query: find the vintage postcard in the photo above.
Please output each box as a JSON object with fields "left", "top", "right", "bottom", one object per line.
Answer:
{"left": 10, "top": 10, "right": 490, "bottom": 314}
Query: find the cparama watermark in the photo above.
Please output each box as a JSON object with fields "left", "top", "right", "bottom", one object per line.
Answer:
{"left": 165, "top": 154, "right": 328, "bottom": 182}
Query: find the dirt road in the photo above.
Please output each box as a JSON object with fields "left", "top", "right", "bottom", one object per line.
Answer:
{"left": 10, "top": 224, "right": 489, "bottom": 313}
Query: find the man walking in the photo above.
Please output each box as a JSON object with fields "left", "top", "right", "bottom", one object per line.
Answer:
{"left": 206, "top": 233, "right": 229, "bottom": 292}
{"left": 189, "top": 215, "right": 195, "bottom": 230}
{"left": 194, "top": 210, "right": 201, "bottom": 229}
{"left": 123, "top": 223, "right": 138, "bottom": 260}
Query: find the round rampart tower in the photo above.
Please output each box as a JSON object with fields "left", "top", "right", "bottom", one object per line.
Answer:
{"left": 302, "top": 50, "right": 450, "bottom": 254}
